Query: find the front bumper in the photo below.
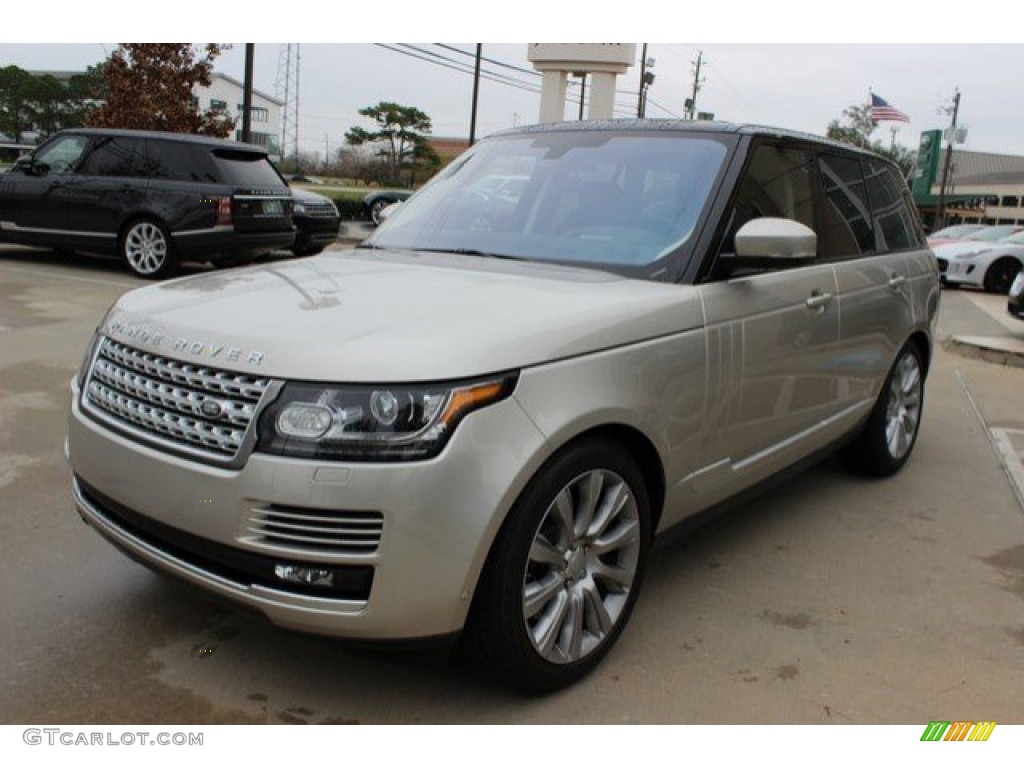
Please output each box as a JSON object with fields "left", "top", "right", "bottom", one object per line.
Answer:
{"left": 943, "top": 258, "right": 984, "bottom": 288}
{"left": 67, "top": 379, "right": 547, "bottom": 640}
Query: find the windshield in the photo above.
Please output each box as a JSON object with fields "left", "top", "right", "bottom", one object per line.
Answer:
{"left": 366, "top": 130, "right": 729, "bottom": 275}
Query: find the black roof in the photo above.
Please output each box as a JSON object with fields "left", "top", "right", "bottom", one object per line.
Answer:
{"left": 489, "top": 118, "right": 884, "bottom": 160}
{"left": 50, "top": 127, "right": 266, "bottom": 153}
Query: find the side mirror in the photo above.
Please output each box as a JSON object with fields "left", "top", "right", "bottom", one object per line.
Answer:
{"left": 12, "top": 156, "right": 35, "bottom": 174}
{"left": 735, "top": 217, "right": 816, "bottom": 261}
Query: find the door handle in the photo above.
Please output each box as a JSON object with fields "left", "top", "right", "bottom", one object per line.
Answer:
{"left": 888, "top": 274, "right": 907, "bottom": 290}
{"left": 805, "top": 291, "right": 834, "bottom": 311}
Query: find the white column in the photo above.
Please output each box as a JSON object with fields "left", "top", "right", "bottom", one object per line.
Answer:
{"left": 538, "top": 71, "right": 568, "bottom": 123}
{"left": 587, "top": 72, "right": 617, "bottom": 120}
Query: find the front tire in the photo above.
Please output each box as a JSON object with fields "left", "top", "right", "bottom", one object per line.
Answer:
{"left": 983, "top": 257, "right": 1022, "bottom": 294}
{"left": 120, "top": 219, "right": 178, "bottom": 279}
{"left": 845, "top": 341, "right": 925, "bottom": 477}
{"left": 463, "top": 439, "right": 651, "bottom": 693}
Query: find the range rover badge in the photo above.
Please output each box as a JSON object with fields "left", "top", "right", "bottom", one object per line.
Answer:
{"left": 200, "top": 399, "right": 225, "bottom": 419}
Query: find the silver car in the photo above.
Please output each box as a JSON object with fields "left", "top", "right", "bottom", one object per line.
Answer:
{"left": 67, "top": 121, "right": 939, "bottom": 692}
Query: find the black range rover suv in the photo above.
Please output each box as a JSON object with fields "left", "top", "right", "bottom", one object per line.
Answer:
{"left": 0, "top": 128, "right": 295, "bottom": 278}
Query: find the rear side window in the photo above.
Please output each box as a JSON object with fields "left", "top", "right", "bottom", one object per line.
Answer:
{"left": 210, "top": 150, "right": 285, "bottom": 187}
{"left": 146, "top": 139, "right": 220, "bottom": 183}
{"left": 78, "top": 136, "right": 146, "bottom": 178}
{"left": 818, "top": 154, "right": 874, "bottom": 259}
{"left": 864, "top": 159, "right": 925, "bottom": 251}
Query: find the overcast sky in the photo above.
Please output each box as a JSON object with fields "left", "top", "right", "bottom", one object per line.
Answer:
{"left": 3, "top": 8, "right": 1019, "bottom": 160}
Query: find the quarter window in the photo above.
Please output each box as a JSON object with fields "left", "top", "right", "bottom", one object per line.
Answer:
{"left": 817, "top": 154, "right": 874, "bottom": 259}
{"left": 145, "top": 140, "right": 219, "bottom": 183}
{"left": 864, "top": 159, "right": 918, "bottom": 252}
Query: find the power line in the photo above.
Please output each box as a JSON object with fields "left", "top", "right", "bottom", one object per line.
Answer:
{"left": 433, "top": 44, "right": 541, "bottom": 78}
{"left": 374, "top": 44, "right": 542, "bottom": 96}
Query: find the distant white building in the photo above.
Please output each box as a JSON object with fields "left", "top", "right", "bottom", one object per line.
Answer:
{"left": 196, "top": 73, "right": 283, "bottom": 160}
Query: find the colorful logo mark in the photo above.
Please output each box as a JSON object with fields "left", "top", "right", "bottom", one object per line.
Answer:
{"left": 921, "top": 721, "right": 996, "bottom": 742}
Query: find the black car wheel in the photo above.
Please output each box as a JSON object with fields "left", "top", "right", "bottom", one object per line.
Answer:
{"left": 120, "top": 218, "right": 178, "bottom": 279}
{"left": 462, "top": 438, "right": 650, "bottom": 693}
{"left": 369, "top": 198, "right": 392, "bottom": 225}
{"left": 845, "top": 341, "right": 924, "bottom": 477}
{"left": 983, "top": 257, "right": 1022, "bottom": 294}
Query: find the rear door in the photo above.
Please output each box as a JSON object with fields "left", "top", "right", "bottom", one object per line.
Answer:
{"left": 60, "top": 134, "right": 148, "bottom": 235}
{"left": 823, "top": 154, "right": 920, "bottom": 411}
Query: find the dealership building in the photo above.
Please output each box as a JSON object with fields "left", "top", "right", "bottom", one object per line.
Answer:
{"left": 912, "top": 129, "right": 1024, "bottom": 228}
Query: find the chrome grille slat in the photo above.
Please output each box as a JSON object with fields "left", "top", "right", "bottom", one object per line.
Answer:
{"left": 247, "top": 506, "right": 383, "bottom": 554}
{"left": 83, "top": 338, "right": 271, "bottom": 461}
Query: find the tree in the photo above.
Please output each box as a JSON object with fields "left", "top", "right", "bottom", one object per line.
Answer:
{"left": 345, "top": 102, "right": 432, "bottom": 185}
{"left": 826, "top": 102, "right": 916, "bottom": 177}
{"left": 87, "top": 44, "right": 236, "bottom": 137}
{"left": 0, "top": 66, "right": 35, "bottom": 142}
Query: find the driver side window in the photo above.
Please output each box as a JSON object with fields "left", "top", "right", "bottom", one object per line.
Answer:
{"left": 33, "top": 135, "right": 90, "bottom": 175}
{"left": 728, "top": 143, "right": 815, "bottom": 249}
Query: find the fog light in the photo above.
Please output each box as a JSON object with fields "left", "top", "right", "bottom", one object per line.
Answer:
{"left": 274, "top": 564, "right": 334, "bottom": 587}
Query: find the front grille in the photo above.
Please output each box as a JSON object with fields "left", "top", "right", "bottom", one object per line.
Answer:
{"left": 83, "top": 338, "right": 273, "bottom": 462}
{"left": 246, "top": 504, "right": 384, "bottom": 555}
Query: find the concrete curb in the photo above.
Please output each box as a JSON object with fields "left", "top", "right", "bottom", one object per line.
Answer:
{"left": 945, "top": 335, "right": 1024, "bottom": 368}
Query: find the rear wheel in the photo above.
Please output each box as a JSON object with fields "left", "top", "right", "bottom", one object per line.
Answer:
{"left": 463, "top": 439, "right": 650, "bottom": 693}
{"left": 983, "top": 257, "right": 1022, "bottom": 294}
{"left": 845, "top": 341, "right": 924, "bottom": 477}
{"left": 120, "top": 219, "right": 177, "bottom": 279}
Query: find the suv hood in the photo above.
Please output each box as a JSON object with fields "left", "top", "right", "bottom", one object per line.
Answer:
{"left": 101, "top": 250, "right": 702, "bottom": 381}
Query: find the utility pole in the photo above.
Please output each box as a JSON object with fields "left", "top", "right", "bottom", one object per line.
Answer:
{"left": 241, "top": 44, "right": 254, "bottom": 143}
{"left": 637, "top": 43, "right": 647, "bottom": 118}
{"left": 469, "top": 44, "right": 482, "bottom": 145}
{"left": 324, "top": 133, "right": 329, "bottom": 171}
{"left": 936, "top": 87, "right": 961, "bottom": 230}
{"left": 578, "top": 73, "right": 587, "bottom": 120}
{"left": 686, "top": 50, "right": 705, "bottom": 120}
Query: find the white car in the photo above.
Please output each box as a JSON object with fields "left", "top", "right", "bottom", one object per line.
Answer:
{"left": 935, "top": 228, "right": 1024, "bottom": 293}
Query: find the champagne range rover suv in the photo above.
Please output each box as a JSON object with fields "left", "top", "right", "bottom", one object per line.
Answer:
{"left": 67, "top": 121, "right": 939, "bottom": 692}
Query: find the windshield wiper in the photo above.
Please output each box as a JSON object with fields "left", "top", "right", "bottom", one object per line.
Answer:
{"left": 414, "top": 247, "right": 527, "bottom": 262}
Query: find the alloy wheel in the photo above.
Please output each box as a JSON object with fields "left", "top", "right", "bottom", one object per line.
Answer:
{"left": 522, "top": 469, "right": 641, "bottom": 664}
{"left": 885, "top": 351, "right": 922, "bottom": 460}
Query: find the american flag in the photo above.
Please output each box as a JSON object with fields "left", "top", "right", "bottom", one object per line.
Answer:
{"left": 870, "top": 92, "right": 910, "bottom": 123}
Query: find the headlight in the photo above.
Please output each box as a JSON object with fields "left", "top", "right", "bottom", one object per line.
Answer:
{"left": 293, "top": 202, "right": 307, "bottom": 215}
{"left": 256, "top": 373, "right": 517, "bottom": 461}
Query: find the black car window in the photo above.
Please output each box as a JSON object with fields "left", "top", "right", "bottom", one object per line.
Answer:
{"left": 817, "top": 153, "right": 874, "bottom": 259}
{"left": 210, "top": 149, "right": 284, "bottom": 187}
{"left": 33, "top": 134, "right": 89, "bottom": 175}
{"left": 145, "top": 139, "right": 220, "bottom": 183}
{"left": 711, "top": 142, "right": 816, "bottom": 279}
{"left": 78, "top": 136, "right": 146, "bottom": 178}
{"left": 864, "top": 159, "right": 923, "bottom": 252}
